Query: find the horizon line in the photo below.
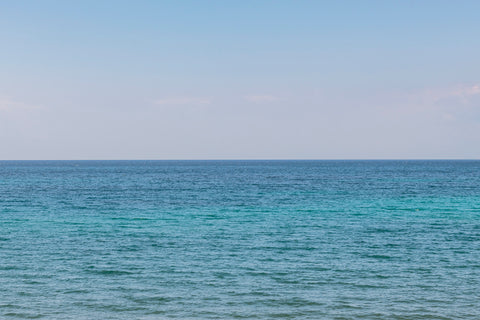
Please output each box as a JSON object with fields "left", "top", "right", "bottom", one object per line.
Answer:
{"left": 1, "top": 159, "right": 479, "bottom": 161}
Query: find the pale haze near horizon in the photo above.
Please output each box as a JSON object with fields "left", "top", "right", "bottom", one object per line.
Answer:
{"left": 1, "top": 1, "right": 480, "bottom": 160}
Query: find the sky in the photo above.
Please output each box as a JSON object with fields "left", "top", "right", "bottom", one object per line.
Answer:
{"left": 1, "top": 0, "right": 480, "bottom": 160}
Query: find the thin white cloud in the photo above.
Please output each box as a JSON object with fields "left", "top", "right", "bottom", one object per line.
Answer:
{"left": 450, "top": 84, "right": 480, "bottom": 97}
{"left": 422, "top": 83, "right": 480, "bottom": 105}
{"left": 154, "top": 97, "right": 211, "bottom": 106}
{"left": 441, "top": 112, "right": 455, "bottom": 121}
{"left": 0, "top": 96, "right": 42, "bottom": 112}
{"left": 244, "top": 95, "right": 279, "bottom": 103}
{"left": 377, "top": 83, "right": 480, "bottom": 123}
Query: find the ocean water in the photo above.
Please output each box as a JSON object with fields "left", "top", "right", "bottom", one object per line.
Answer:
{"left": 1, "top": 160, "right": 480, "bottom": 319}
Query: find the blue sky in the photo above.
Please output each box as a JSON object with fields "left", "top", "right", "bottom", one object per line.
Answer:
{"left": 1, "top": 1, "right": 480, "bottom": 159}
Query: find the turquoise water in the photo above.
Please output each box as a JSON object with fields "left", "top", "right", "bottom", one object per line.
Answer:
{"left": 1, "top": 160, "right": 480, "bottom": 319}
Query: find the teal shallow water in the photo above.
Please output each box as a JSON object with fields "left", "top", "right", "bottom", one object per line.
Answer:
{"left": 1, "top": 160, "right": 480, "bottom": 319}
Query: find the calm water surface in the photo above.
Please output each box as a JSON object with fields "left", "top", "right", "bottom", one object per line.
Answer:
{"left": 1, "top": 160, "right": 480, "bottom": 319}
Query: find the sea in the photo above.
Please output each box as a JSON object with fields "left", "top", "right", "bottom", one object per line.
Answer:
{"left": 1, "top": 160, "right": 479, "bottom": 319}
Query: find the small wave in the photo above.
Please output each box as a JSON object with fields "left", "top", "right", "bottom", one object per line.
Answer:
{"left": 84, "top": 268, "right": 134, "bottom": 276}
{"left": 3, "top": 313, "right": 45, "bottom": 319}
